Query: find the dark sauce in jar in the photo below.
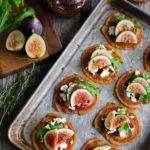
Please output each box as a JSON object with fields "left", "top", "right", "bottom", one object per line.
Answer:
{"left": 47, "top": 0, "right": 87, "bottom": 17}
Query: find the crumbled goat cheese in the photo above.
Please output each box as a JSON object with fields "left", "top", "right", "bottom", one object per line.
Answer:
{"left": 100, "top": 68, "right": 110, "bottom": 77}
{"left": 119, "top": 129, "right": 126, "bottom": 138}
{"left": 44, "top": 124, "right": 51, "bottom": 129}
{"left": 147, "top": 79, "right": 150, "bottom": 84}
{"left": 130, "top": 116, "right": 135, "bottom": 119}
{"left": 60, "top": 85, "right": 68, "bottom": 92}
{"left": 57, "top": 142, "right": 67, "bottom": 150}
{"left": 51, "top": 118, "right": 66, "bottom": 125}
{"left": 69, "top": 106, "right": 75, "bottom": 110}
{"left": 108, "top": 26, "right": 115, "bottom": 35}
{"left": 69, "top": 82, "right": 73, "bottom": 86}
{"left": 99, "top": 45, "right": 107, "bottom": 50}
{"left": 109, "top": 50, "right": 113, "bottom": 53}
{"left": 70, "top": 140, "right": 74, "bottom": 145}
{"left": 94, "top": 145, "right": 111, "bottom": 150}
{"left": 135, "top": 71, "right": 140, "bottom": 76}
{"left": 126, "top": 92, "right": 137, "bottom": 102}
{"left": 60, "top": 93, "right": 67, "bottom": 101}
{"left": 109, "top": 65, "right": 115, "bottom": 72}
{"left": 65, "top": 125, "right": 68, "bottom": 128}
{"left": 107, "top": 129, "right": 116, "bottom": 134}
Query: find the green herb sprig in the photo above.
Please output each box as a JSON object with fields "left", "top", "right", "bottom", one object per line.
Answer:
{"left": 116, "top": 107, "right": 126, "bottom": 115}
{"left": 75, "top": 79, "right": 101, "bottom": 96}
{"left": 0, "top": 63, "right": 36, "bottom": 132}
{"left": 118, "top": 123, "right": 132, "bottom": 136}
{"left": 111, "top": 58, "right": 122, "bottom": 70}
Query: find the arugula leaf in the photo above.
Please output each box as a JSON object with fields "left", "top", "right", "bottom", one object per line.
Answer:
{"left": 111, "top": 58, "right": 122, "bottom": 70}
{"left": 8, "top": 7, "right": 35, "bottom": 31}
{"left": 36, "top": 127, "right": 49, "bottom": 141}
{"left": 49, "top": 123, "right": 63, "bottom": 130}
{"left": 75, "top": 79, "right": 101, "bottom": 96}
{"left": 140, "top": 92, "right": 150, "bottom": 104}
{"left": 132, "top": 20, "right": 141, "bottom": 28}
{"left": 116, "top": 107, "right": 126, "bottom": 115}
{"left": 118, "top": 123, "right": 132, "bottom": 136}
{"left": 143, "top": 72, "right": 150, "bottom": 79}
{"left": 118, "top": 15, "right": 125, "bottom": 21}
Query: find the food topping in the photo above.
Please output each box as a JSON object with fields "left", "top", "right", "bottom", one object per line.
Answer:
{"left": 125, "top": 71, "right": 150, "bottom": 103}
{"left": 59, "top": 78, "right": 101, "bottom": 110}
{"left": 112, "top": 15, "right": 142, "bottom": 44}
{"left": 93, "top": 145, "right": 111, "bottom": 150}
{"left": 103, "top": 108, "right": 134, "bottom": 138}
{"left": 87, "top": 45, "right": 121, "bottom": 77}
{"left": 36, "top": 117, "right": 74, "bottom": 150}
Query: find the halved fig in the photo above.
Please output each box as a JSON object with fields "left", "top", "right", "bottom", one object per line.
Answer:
{"left": 44, "top": 129, "right": 58, "bottom": 150}
{"left": 70, "top": 89, "right": 93, "bottom": 107}
{"left": 6, "top": 30, "right": 25, "bottom": 51}
{"left": 25, "top": 33, "right": 46, "bottom": 58}
{"left": 113, "top": 115, "right": 129, "bottom": 129}
{"left": 57, "top": 128, "right": 74, "bottom": 145}
{"left": 132, "top": 77, "right": 149, "bottom": 87}
{"left": 91, "top": 49, "right": 113, "bottom": 59}
{"left": 126, "top": 83, "right": 147, "bottom": 95}
{"left": 88, "top": 56, "right": 111, "bottom": 73}
{"left": 115, "top": 19, "right": 134, "bottom": 36}
{"left": 116, "top": 31, "right": 138, "bottom": 44}
{"left": 104, "top": 111, "right": 116, "bottom": 130}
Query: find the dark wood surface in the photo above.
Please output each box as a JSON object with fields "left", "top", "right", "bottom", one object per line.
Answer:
{"left": 0, "top": 0, "right": 149, "bottom": 149}
{"left": 0, "top": 0, "right": 62, "bottom": 79}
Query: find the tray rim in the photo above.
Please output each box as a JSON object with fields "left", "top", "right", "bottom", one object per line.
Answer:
{"left": 8, "top": 0, "right": 150, "bottom": 149}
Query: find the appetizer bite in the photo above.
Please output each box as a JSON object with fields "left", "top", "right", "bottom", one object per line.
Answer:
{"left": 102, "top": 13, "right": 144, "bottom": 50}
{"left": 116, "top": 70, "right": 150, "bottom": 109}
{"left": 81, "top": 44, "right": 122, "bottom": 84}
{"left": 94, "top": 103, "right": 141, "bottom": 146}
{"left": 144, "top": 45, "right": 150, "bottom": 72}
{"left": 32, "top": 113, "right": 76, "bottom": 150}
{"left": 81, "top": 137, "right": 117, "bottom": 150}
{"left": 54, "top": 74, "right": 101, "bottom": 114}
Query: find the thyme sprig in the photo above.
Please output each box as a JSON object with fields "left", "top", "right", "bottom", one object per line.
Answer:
{"left": 0, "top": 63, "right": 36, "bottom": 132}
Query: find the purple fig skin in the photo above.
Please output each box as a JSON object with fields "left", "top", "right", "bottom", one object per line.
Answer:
{"left": 22, "top": 16, "right": 43, "bottom": 36}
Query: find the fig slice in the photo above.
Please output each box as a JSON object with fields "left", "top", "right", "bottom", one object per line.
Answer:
{"left": 115, "top": 19, "right": 134, "bottom": 36}
{"left": 44, "top": 129, "right": 58, "bottom": 150}
{"left": 132, "top": 77, "right": 149, "bottom": 87}
{"left": 104, "top": 111, "right": 116, "bottom": 130}
{"left": 116, "top": 31, "right": 138, "bottom": 44}
{"left": 57, "top": 128, "right": 74, "bottom": 145}
{"left": 70, "top": 89, "right": 93, "bottom": 107}
{"left": 6, "top": 30, "right": 25, "bottom": 51}
{"left": 91, "top": 49, "right": 113, "bottom": 59}
{"left": 112, "top": 115, "right": 129, "bottom": 129}
{"left": 88, "top": 55, "right": 111, "bottom": 74}
{"left": 25, "top": 33, "right": 46, "bottom": 58}
{"left": 126, "top": 83, "right": 147, "bottom": 95}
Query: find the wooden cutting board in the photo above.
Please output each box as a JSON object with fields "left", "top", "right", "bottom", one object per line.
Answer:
{"left": 0, "top": 0, "right": 62, "bottom": 78}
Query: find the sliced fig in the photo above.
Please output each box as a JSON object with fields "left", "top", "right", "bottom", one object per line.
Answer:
{"left": 70, "top": 89, "right": 93, "bottom": 107}
{"left": 132, "top": 77, "right": 149, "bottom": 87}
{"left": 66, "top": 83, "right": 85, "bottom": 101}
{"left": 91, "top": 49, "right": 113, "bottom": 59}
{"left": 6, "top": 30, "right": 25, "bottom": 51}
{"left": 112, "top": 115, "right": 129, "bottom": 129}
{"left": 104, "top": 111, "right": 116, "bottom": 130}
{"left": 93, "top": 145, "right": 111, "bottom": 150}
{"left": 88, "top": 56, "right": 111, "bottom": 74}
{"left": 44, "top": 129, "right": 58, "bottom": 150}
{"left": 116, "top": 31, "right": 138, "bottom": 44}
{"left": 25, "top": 34, "right": 46, "bottom": 58}
{"left": 57, "top": 128, "right": 74, "bottom": 145}
{"left": 126, "top": 82, "right": 147, "bottom": 95}
{"left": 115, "top": 19, "right": 134, "bottom": 36}
{"left": 22, "top": 16, "right": 43, "bottom": 36}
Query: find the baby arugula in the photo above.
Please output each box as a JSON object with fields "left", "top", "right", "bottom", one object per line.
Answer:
{"left": 75, "top": 79, "right": 101, "bottom": 96}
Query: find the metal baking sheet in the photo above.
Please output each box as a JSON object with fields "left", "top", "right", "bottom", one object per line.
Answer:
{"left": 8, "top": 0, "right": 150, "bottom": 149}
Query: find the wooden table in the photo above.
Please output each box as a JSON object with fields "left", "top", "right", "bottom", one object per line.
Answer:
{"left": 0, "top": 0, "right": 149, "bottom": 149}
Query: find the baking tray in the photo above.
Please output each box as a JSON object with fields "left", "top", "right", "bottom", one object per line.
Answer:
{"left": 8, "top": 0, "right": 150, "bottom": 149}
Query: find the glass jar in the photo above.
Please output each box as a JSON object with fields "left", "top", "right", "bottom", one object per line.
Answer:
{"left": 47, "top": 0, "right": 87, "bottom": 17}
